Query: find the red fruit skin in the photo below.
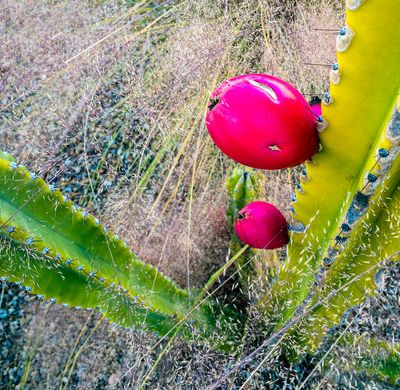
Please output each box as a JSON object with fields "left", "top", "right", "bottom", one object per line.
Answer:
{"left": 234, "top": 201, "right": 289, "bottom": 249}
{"left": 310, "top": 102, "right": 322, "bottom": 117}
{"left": 206, "top": 74, "right": 319, "bottom": 170}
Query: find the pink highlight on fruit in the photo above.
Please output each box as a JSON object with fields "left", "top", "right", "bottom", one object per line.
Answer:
{"left": 206, "top": 74, "right": 319, "bottom": 170}
{"left": 234, "top": 201, "right": 289, "bottom": 249}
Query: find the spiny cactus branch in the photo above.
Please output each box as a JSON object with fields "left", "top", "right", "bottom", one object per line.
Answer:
{"left": 0, "top": 158, "right": 188, "bottom": 316}
{"left": 0, "top": 155, "right": 245, "bottom": 351}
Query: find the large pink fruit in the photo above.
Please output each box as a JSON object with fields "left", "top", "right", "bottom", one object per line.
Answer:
{"left": 206, "top": 74, "right": 319, "bottom": 170}
{"left": 234, "top": 201, "right": 288, "bottom": 249}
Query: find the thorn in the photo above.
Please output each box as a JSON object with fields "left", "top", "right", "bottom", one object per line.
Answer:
{"left": 303, "top": 62, "right": 331, "bottom": 68}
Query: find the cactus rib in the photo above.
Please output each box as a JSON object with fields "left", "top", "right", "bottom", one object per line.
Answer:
{"left": 0, "top": 158, "right": 191, "bottom": 317}
{"left": 0, "top": 233, "right": 177, "bottom": 333}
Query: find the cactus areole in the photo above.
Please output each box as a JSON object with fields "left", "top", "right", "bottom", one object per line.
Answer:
{"left": 234, "top": 201, "right": 289, "bottom": 249}
{"left": 206, "top": 74, "right": 319, "bottom": 170}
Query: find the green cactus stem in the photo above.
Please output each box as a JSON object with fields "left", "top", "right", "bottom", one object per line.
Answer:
{"left": 0, "top": 158, "right": 188, "bottom": 316}
{"left": 0, "top": 233, "right": 177, "bottom": 334}
{"left": 0, "top": 155, "right": 244, "bottom": 351}
{"left": 335, "top": 333, "right": 400, "bottom": 385}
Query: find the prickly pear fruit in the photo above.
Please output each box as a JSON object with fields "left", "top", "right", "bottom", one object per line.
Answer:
{"left": 234, "top": 201, "right": 289, "bottom": 249}
{"left": 206, "top": 74, "right": 319, "bottom": 170}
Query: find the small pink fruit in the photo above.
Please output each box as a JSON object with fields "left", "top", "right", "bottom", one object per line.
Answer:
{"left": 206, "top": 74, "right": 319, "bottom": 170}
{"left": 234, "top": 201, "right": 288, "bottom": 249}
{"left": 310, "top": 101, "right": 322, "bottom": 117}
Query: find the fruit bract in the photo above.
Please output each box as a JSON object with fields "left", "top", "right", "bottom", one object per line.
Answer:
{"left": 206, "top": 74, "right": 319, "bottom": 170}
{"left": 234, "top": 201, "right": 289, "bottom": 249}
